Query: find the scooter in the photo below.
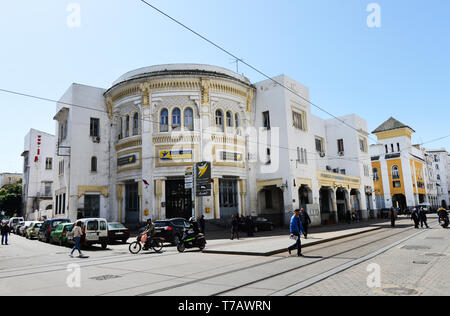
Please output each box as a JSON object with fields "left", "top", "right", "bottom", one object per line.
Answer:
{"left": 177, "top": 227, "right": 206, "bottom": 252}
{"left": 439, "top": 217, "right": 449, "bottom": 228}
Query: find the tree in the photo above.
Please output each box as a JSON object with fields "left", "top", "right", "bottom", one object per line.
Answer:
{"left": 0, "top": 183, "right": 22, "bottom": 217}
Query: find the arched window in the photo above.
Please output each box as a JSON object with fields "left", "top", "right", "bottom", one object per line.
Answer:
{"left": 172, "top": 108, "right": 181, "bottom": 131}
{"left": 215, "top": 110, "right": 224, "bottom": 132}
{"left": 125, "top": 115, "right": 130, "bottom": 138}
{"left": 392, "top": 165, "right": 400, "bottom": 179}
{"left": 132, "top": 113, "right": 139, "bottom": 136}
{"left": 160, "top": 109, "right": 169, "bottom": 132}
{"left": 235, "top": 113, "right": 240, "bottom": 135}
{"left": 184, "top": 108, "right": 194, "bottom": 131}
{"left": 226, "top": 111, "right": 233, "bottom": 129}
{"left": 91, "top": 156, "right": 97, "bottom": 172}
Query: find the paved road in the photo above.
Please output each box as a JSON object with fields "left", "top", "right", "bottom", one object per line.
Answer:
{"left": 0, "top": 216, "right": 447, "bottom": 296}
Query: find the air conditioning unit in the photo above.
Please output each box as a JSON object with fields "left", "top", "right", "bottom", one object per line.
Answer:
{"left": 333, "top": 168, "right": 340, "bottom": 174}
{"left": 338, "top": 151, "right": 344, "bottom": 156}
{"left": 93, "top": 136, "right": 101, "bottom": 143}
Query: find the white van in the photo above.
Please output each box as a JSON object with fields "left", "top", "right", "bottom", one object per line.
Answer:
{"left": 68, "top": 218, "right": 109, "bottom": 249}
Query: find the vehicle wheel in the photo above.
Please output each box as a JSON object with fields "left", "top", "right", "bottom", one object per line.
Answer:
{"left": 199, "top": 240, "right": 206, "bottom": 251}
{"left": 129, "top": 241, "right": 142, "bottom": 254}
{"left": 152, "top": 241, "right": 163, "bottom": 253}
{"left": 59, "top": 238, "right": 63, "bottom": 247}
{"left": 45, "top": 237, "right": 50, "bottom": 243}
{"left": 122, "top": 238, "right": 128, "bottom": 244}
{"left": 101, "top": 243, "right": 108, "bottom": 250}
{"left": 173, "top": 235, "right": 180, "bottom": 246}
{"left": 177, "top": 242, "right": 186, "bottom": 253}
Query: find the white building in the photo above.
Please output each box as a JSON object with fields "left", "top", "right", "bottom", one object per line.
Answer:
{"left": 21, "top": 129, "right": 55, "bottom": 220}
{"left": 253, "top": 75, "right": 375, "bottom": 226}
{"left": 26, "top": 64, "right": 377, "bottom": 227}
{"left": 53, "top": 83, "right": 110, "bottom": 221}
{"left": 0, "top": 173, "right": 22, "bottom": 187}
{"left": 426, "top": 149, "right": 449, "bottom": 208}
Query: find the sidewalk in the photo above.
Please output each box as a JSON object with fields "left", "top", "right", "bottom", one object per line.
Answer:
{"left": 202, "top": 218, "right": 401, "bottom": 257}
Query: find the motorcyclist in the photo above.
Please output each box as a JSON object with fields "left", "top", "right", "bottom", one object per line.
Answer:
{"left": 438, "top": 207, "right": 449, "bottom": 226}
{"left": 142, "top": 218, "right": 156, "bottom": 250}
{"left": 189, "top": 217, "right": 201, "bottom": 236}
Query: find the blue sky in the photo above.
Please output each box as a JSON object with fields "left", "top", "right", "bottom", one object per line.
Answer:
{"left": 0, "top": 0, "right": 449, "bottom": 173}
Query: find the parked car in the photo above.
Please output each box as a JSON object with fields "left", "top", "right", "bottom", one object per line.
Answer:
{"left": 50, "top": 223, "right": 74, "bottom": 246}
{"left": 67, "top": 218, "right": 108, "bottom": 249}
{"left": 239, "top": 217, "right": 275, "bottom": 232}
{"left": 18, "top": 221, "right": 35, "bottom": 236}
{"left": 26, "top": 222, "right": 43, "bottom": 239}
{"left": 107, "top": 222, "right": 130, "bottom": 243}
{"left": 153, "top": 218, "right": 191, "bottom": 245}
{"left": 9, "top": 217, "right": 24, "bottom": 233}
{"left": 14, "top": 222, "right": 25, "bottom": 235}
{"left": 38, "top": 218, "right": 71, "bottom": 243}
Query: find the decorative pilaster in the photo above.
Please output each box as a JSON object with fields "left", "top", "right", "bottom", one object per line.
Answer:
{"left": 117, "top": 184, "right": 124, "bottom": 222}
{"left": 239, "top": 179, "right": 247, "bottom": 216}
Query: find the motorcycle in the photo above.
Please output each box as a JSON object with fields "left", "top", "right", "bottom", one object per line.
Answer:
{"left": 177, "top": 227, "right": 206, "bottom": 253}
{"left": 129, "top": 233, "right": 164, "bottom": 254}
{"left": 439, "top": 217, "right": 449, "bottom": 228}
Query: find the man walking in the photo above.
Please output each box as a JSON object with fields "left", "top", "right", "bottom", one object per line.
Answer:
{"left": 299, "top": 208, "right": 311, "bottom": 239}
{"left": 411, "top": 208, "right": 420, "bottom": 228}
{"left": 418, "top": 207, "right": 429, "bottom": 228}
{"left": 288, "top": 209, "right": 305, "bottom": 257}
{"left": 1, "top": 221, "right": 10, "bottom": 245}
{"left": 389, "top": 207, "right": 397, "bottom": 228}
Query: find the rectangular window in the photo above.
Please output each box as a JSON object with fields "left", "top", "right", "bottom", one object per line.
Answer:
{"left": 263, "top": 111, "right": 270, "bottom": 129}
{"left": 90, "top": 118, "right": 100, "bottom": 137}
{"left": 292, "top": 111, "right": 303, "bottom": 130}
{"left": 62, "top": 193, "right": 66, "bottom": 214}
{"left": 45, "top": 158, "right": 53, "bottom": 170}
{"left": 393, "top": 181, "right": 401, "bottom": 188}
{"left": 44, "top": 182, "right": 52, "bottom": 197}
{"left": 385, "top": 145, "right": 388, "bottom": 154}
{"left": 360, "top": 138, "right": 366, "bottom": 152}
{"left": 315, "top": 137, "right": 324, "bottom": 153}
{"left": 337, "top": 139, "right": 345, "bottom": 153}
{"left": 56, "top": 195, "right": 59, "bottom": 214}
{"left": 397, "top": 143, "right": 400, "bottom": 152}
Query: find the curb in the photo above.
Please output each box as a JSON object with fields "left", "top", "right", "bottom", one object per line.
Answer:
{"left": 203, "top": 226, "right": 383, "bottom": 257}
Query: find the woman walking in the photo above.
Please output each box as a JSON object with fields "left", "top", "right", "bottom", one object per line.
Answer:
{"left": 70, "top": 221, "right": 84, "bottom": 258}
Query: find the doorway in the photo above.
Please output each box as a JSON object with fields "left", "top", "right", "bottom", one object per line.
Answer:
{"left": 125, "top": 182, "right": 140, "bottom": 224}
{"left": 165, "top": 179, "right": 192, "bottom": 220}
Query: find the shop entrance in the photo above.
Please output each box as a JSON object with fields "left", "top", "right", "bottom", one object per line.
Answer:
{"left": 166, "top": 179, "right": 192, "bottom": 220}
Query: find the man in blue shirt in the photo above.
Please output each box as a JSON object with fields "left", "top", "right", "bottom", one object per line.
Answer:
{"left": 288, "top": 209, "right": 305, "bottom": 257}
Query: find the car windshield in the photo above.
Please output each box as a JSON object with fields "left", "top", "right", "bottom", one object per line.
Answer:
{"left": 64, "top": 225, "right": 74, "bottom": 231}
{"left": 109, "top": 223, "right": 126, "bottom": 229}
{"left": 34, "top": 223, "right": 42, "bottom": 228}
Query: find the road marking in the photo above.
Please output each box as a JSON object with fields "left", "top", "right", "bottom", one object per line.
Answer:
{"left": 271, "top": 225, "right": 439, "bottom": 296}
